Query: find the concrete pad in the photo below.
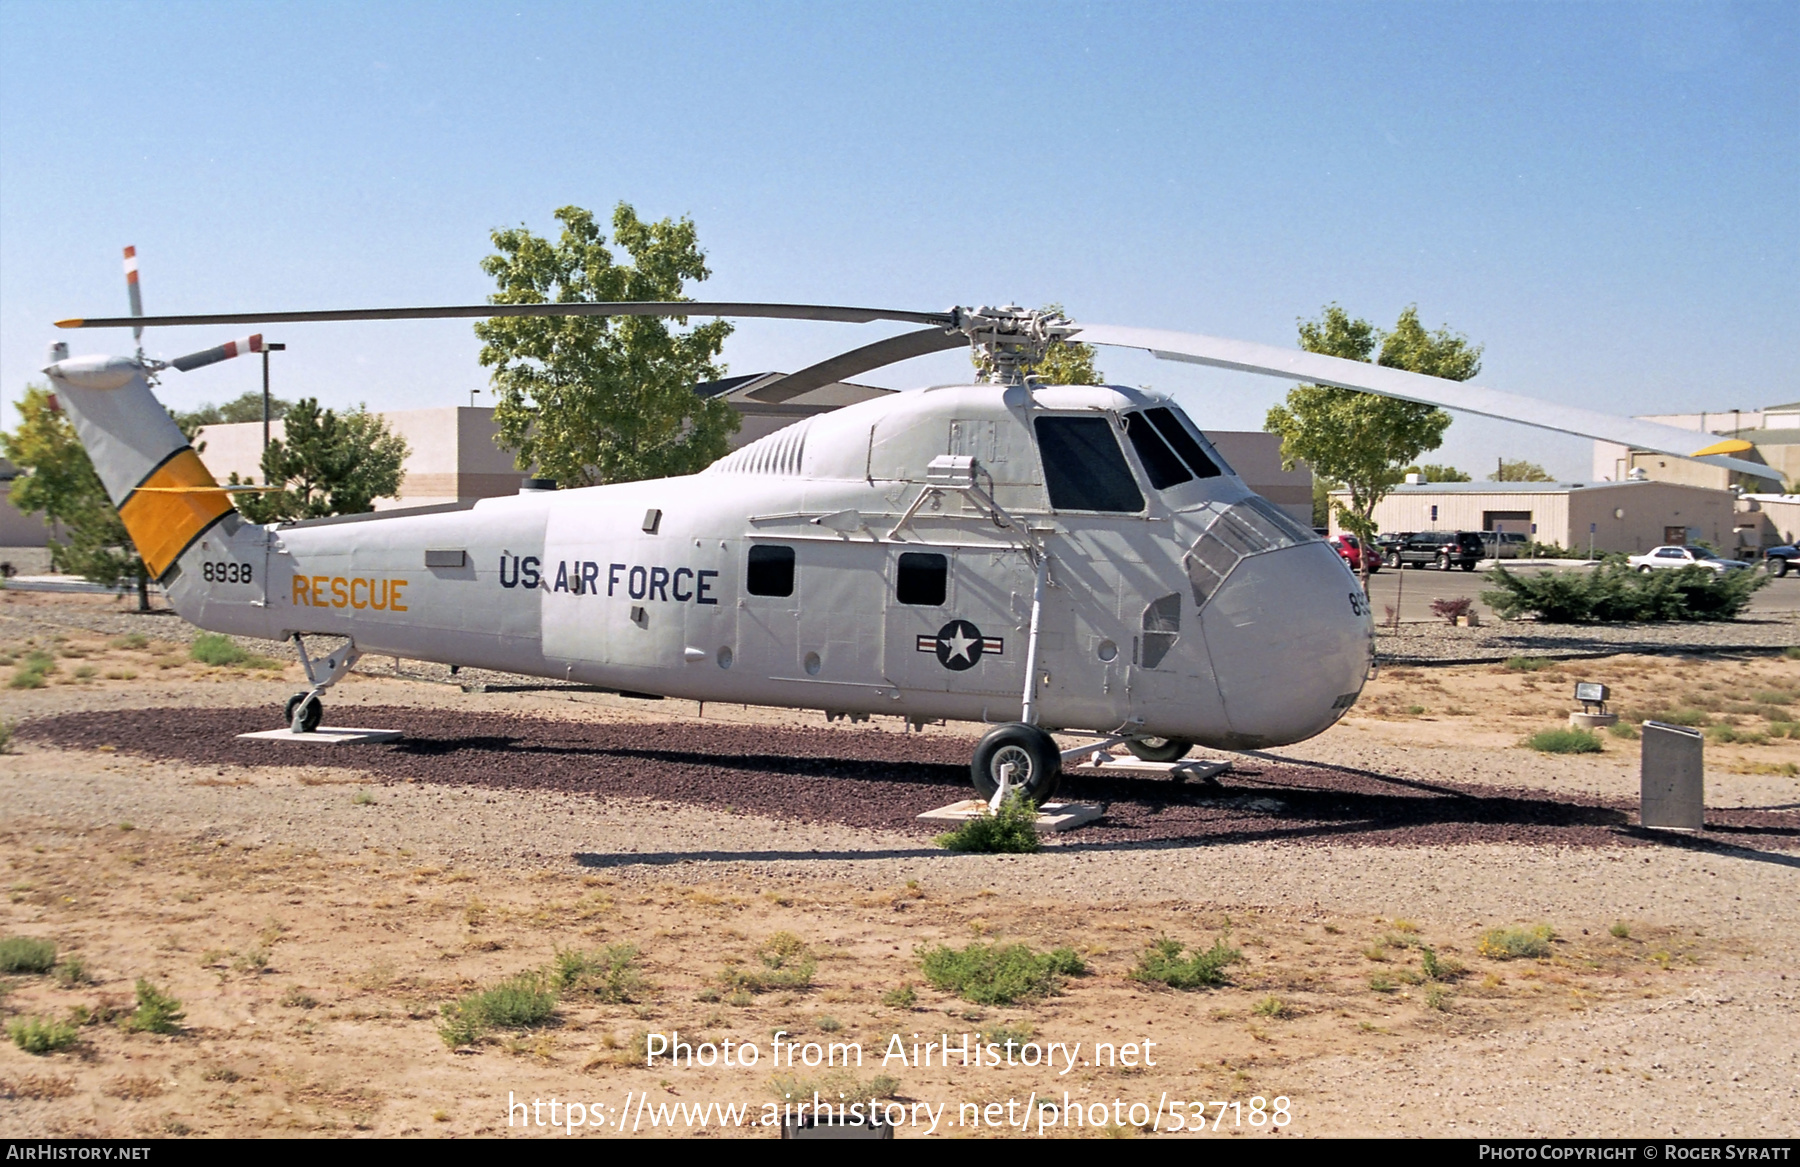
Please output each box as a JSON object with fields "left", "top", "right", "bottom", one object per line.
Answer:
{"left": 1071, "top": 754, "right": 1231, "bottom": 782}
{"left": 915, "top": 799, "right": 1104, "bottom": 833}
{"left": 237, "top": 727, "right": 404, "bottom": 745}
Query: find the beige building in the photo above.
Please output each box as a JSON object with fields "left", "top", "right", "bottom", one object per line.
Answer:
{"left": 1592, "top": 401, "right": 1800, "bottom": 491}
{"left": 0, "top": 459, "right": 66, "bottom": 548}
{"left": 1332, "top": 479, "right": 1737, "bottom": 555}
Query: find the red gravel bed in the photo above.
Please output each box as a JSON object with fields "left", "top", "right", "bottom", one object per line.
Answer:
{"left": 18, "top": 708, "right": 1800, "bottom": 853}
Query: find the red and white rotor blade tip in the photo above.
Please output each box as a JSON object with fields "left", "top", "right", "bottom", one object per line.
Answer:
{"left": 170, "top": 334, "right": 264, "bottom": 373}
{"left": 123, "top": 246, "right": 144, "bottom": 342}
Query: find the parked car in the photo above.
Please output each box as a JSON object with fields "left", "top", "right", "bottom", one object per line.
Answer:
{"left": 1760, "top": 544, "right": 1795, "bottom": 577}
{"left": 1481, "top": 531, "right": 1529, "bottom": 559}
{"left": 1387, "top": 531, "right": 1485, "bottom": 571}
{"left": 1625, "top": 545, "right": 1751, "bottom": 573}
{"left": 1325, "top": 533, "right": 1379, "bottom": 573}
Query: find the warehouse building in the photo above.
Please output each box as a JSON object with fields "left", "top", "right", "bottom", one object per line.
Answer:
{"left": 1330, "top": 478, "right": 1738, "bottom": 556}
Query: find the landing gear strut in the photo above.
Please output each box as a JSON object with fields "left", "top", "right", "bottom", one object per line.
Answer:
{"left": 282, "top": 635, "right": 360, "bottom": 734}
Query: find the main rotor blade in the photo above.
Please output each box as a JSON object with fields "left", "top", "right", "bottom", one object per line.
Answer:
{"left": 745, "top": 326, "right": 966, "bottom": 404}
{"left": 1069, "top": 322, "right": 1781, "bottom": 481}
{"left": 58, "top": 301, "right": 955, "bottom": 330}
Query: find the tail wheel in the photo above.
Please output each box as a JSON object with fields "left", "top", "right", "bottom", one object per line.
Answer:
{"left": 284, "top": 692, "right": 323, "bottom": 734}
{"left": 1125, "top": 736, "right": 1194, "bottom": 763}
{"left": 970, "top": 723, "right": 1061, "bottom": 804}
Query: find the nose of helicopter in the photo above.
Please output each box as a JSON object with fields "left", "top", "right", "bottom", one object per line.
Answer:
{"left": 1199, "top": 540, "right": 1374, "bottom": 747}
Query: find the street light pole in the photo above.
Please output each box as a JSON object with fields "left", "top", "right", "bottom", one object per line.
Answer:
{"left": 261, "top": 342, "right": 286, "bottom": 456}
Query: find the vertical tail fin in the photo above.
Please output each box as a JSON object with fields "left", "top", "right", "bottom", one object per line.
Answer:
{"left": 41, "top": 352, "right": 234, "bottom": 580}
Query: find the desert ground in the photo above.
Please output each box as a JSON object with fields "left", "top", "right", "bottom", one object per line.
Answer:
{"left": 1, "top": 587, "right": 1796, "bottom": 1139}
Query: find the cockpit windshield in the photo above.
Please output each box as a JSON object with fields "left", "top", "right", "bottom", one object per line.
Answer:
{"left": 1119, "top": 406, "right": 1225, "bottom": 490}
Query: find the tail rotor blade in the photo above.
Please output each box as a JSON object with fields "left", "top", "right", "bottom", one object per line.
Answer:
{"left": 170, "top": 334, "right": 263, "bottom": 373}
{"left": 123, "top": 246, "right": 144, "bottom": 343}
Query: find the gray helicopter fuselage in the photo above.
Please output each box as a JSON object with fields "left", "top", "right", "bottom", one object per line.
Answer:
{"left": 167, "top": 382, "right": 1373, "bottom": 748}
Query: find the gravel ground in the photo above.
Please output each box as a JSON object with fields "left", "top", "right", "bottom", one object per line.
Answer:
{"left": 18, "top": 707, "right": 1800, "bottom": 852}
{"left": 1375, "top": 613, "right": 1800, "bottom": 664}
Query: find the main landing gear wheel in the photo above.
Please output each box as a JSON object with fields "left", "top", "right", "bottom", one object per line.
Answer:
{"left": 284, "top": 692, "right": 323, "bottom": 734}
{"left": 970, "top": 723, "right": 1061, "bottom": 804}
{"left": 1125, "top": 736, "right": 1194, "bottom": 763}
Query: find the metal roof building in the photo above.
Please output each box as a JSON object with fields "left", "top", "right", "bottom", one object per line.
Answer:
{"left": 1331, "top": 478, "right": 1738, "bottom": 555}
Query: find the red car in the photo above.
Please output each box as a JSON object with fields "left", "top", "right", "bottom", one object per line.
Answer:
{"left": 1328, "top": 534, "right": 1380, "bottom": 573}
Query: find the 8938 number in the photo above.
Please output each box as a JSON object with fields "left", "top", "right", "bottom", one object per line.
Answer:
{"left": 202, "top": 561, "right": 254, "bottom": 585}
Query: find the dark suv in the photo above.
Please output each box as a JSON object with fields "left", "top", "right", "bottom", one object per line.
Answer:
{"left": 1387, "top": 531, "right": 1485, "bottom": 571}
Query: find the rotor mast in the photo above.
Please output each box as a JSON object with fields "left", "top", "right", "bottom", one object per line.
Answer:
{"left": 952, "top": 305, "right": 1076, "bottom": 385}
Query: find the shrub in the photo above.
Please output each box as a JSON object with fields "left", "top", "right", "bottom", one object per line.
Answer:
{"left": 1131, "top": 935, "right": 1242, "bottom": 990}
{"left": 1368, "top": 974, "right": 1397, "bottom": 993}
{"left": 1609, "top": 922, "right": 1630, "bottom": 939}
{"left": 127, "top": 979, "right": 185, "bottom": 1034}
{"left": 1251, "top": 995, "right": 1292, "bottom": 1019}
{"left": 1478, "top": 925, "right": 1555, "bottom": 960}
{"left": 1429, "top": 597, "right": 1473, "bottom": 624}
{"left": 1607, "top": 721, "right": 1639, "bottom": 740}
{"left": 919, "top": 942, "right": 1084, "bottom": 1005}
{"left": 109, "top": 634, "right": 148, "bottom": 650}
{"left": 54, "top": 957, "right": 91, "bottom": 987}
{"left": 188, "top": 634, "right": 280, "bottom": 669}
{"left": 9, "top": 1016, "right": 79, "bottom": 1055}
{"left": 9, "top": 651, "right": 56, "bottom": 689}
{"left": 0, "top": 718, "right": 13, "bottom": 753}
{"left": 1525, "top": 728, "right": 1603, "bottom": 754}
{"left": 554, "top": 944, "right": 646, "bottom": 1004}
{"left": 189, "top": 634, "right": 250, "bottom": 666}
{"left": 1504, "top": 656, "right": 1558, "bottom": 672}
{"left": 935, "top": 793, "right": 1041, "bottom": 853}
{"left": 769, "top": 1069, "right": 899, "bottom": 1109}
{"left": 437, "top": 972, "right": 558, "bottom": 1048}
{"left": 1482, "top": 560, "right": 1768, "bottom": 623}
{"left": 723, "top": 932, "right": 816, "bottom": 994}
{"left": 0, "top": 936, "right": 57, "bottom": 974}
{"left": 880, "top": 984, "right": 917, "bottom": 1009}
{"left": 1420, "top": 947, "right": 1464, "bottom": 981}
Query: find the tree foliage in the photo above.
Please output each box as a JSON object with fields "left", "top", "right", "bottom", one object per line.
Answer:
{"left": 234, "top": 398, "right": 408, "bottom": 523}
{"left": 2, "top": 384, "right": 152, "bottom": 608}
{"left": 1491, "top": 459, "right": 1553, "bottom": 482}
{"left": 1265, "top": 304, "right": 1483, "bottom": 587}
{"left": 1404, "top": 462, "right": 1472, "bottom": 482}
{"left": 172, "top": 392, "right": 293, "bottom": 441}
{"left": 475, "top": 204, "right": 737, "bottom": 488}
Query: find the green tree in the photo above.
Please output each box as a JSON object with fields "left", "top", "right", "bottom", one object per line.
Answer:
{"left": 971, "top": 305, "right": 1104, "bottom": 385}
{"left": 172, "top": 391, "right": 293, "bottom": 440}
{"left": 234, "top": 398, "right": 408, "bottom": 523}
{"left": 2, "top": 384, "right": 154, "bottom": 609}
{"left": 1490, "top": 459, "right": 1553, "bottom": 482}
{"left": 474, "top": 204, "right": 737, "bottom": 488}
{"left": 1264, "top": 304, "right": 1483, "bottom": 589}
{"left": 1403, "top": 463, "right": 1472, "bottom": 483}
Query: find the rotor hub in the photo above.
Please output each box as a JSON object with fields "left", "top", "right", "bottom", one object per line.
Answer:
{"left": 951, "top": 305, "right": 1076, "bottom": 384}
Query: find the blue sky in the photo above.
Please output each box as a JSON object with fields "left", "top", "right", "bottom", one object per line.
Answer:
{"left": 2, "top": 0, "right": 1793, "bottom": 480}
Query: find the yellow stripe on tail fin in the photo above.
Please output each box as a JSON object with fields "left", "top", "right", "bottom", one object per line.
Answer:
{"left": 117, "top": 449, "right": 233, "bottom": 578}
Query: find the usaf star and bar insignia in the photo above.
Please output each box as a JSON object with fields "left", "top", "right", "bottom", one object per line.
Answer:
{"left": 916, "top": 619, "right": 1004, "bottom": 671}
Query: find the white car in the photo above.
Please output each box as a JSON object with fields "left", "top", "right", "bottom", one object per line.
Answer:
{"left": 1626, "top": 545, "right": 1751, "bottom": 573}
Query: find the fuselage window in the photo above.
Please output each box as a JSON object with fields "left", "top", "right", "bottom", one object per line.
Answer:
{"left": 746, "top": 544, "right": 795, "bottom": 597}
{"left": 1145, "top": 406, "right": 1223, "bottom": 479}
{"left": 895, "top": 551, "right": 948, "bottom": 606}
{"left": 1122, "top": 411, "right": 1194, "bottom": 490}
{"left": 1033, "top": 415, "right": 1145, "bottom": 513}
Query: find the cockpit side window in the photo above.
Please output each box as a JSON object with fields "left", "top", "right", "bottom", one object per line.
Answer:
{"left": 1033, "top": 416, "right": 1145, "bottom": 513}
{"left": 1122, "top": 412, "right": 1194, "bottom": 490}
{"left": 1145, "top": 406, "right": 1223, "bottom": 479}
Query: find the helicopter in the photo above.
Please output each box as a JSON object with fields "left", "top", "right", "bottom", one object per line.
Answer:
{"left": 43, "top": 251, "right": 1778, "bottom": 803}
